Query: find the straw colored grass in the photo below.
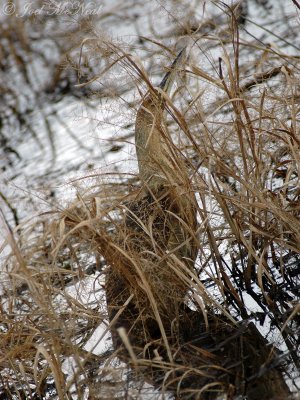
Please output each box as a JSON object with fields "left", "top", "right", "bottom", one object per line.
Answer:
{"left": 1, "top": 1, "right": 300, "bottom": 399}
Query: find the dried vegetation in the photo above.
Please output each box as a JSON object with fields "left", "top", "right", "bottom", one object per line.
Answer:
{"left": 1, "top": 1, "right": 300, "bottom": 399}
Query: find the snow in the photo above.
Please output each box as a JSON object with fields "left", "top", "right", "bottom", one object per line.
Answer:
{"left": 1, "top": 0, "right": 299, "bottom": 397}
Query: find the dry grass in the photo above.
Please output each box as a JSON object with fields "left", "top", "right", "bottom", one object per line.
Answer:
{"left": 1, "top": 1, "right": 300, "bottom": 399}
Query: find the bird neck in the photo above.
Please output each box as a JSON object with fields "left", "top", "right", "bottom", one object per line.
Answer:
{"left": 135, "top": 94, "right": 178, "bottom": 188}
{"left": 134, "top": 48, "right": 188, "bottom": 190}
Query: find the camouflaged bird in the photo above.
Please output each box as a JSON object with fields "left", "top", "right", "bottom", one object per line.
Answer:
{"left": 106, "top": 48, "right": 198, "bottom": 349}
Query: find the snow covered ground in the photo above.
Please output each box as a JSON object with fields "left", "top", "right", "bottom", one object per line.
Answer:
{"left": 1, "top": 0, "right": 299, "bottom": 398}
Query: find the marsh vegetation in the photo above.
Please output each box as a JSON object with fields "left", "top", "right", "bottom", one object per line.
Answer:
{"left": 1, "top": 1, "right": 299, "bottom": 399}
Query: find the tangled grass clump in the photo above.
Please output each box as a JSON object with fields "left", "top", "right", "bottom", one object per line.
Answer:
{"left": 1, "top": 1, "right": 300, "bottom": 399}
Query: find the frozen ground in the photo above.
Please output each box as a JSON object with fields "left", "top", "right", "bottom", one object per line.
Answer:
{"left": 1, "top": 0, "right": 299, "bottom": 398}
